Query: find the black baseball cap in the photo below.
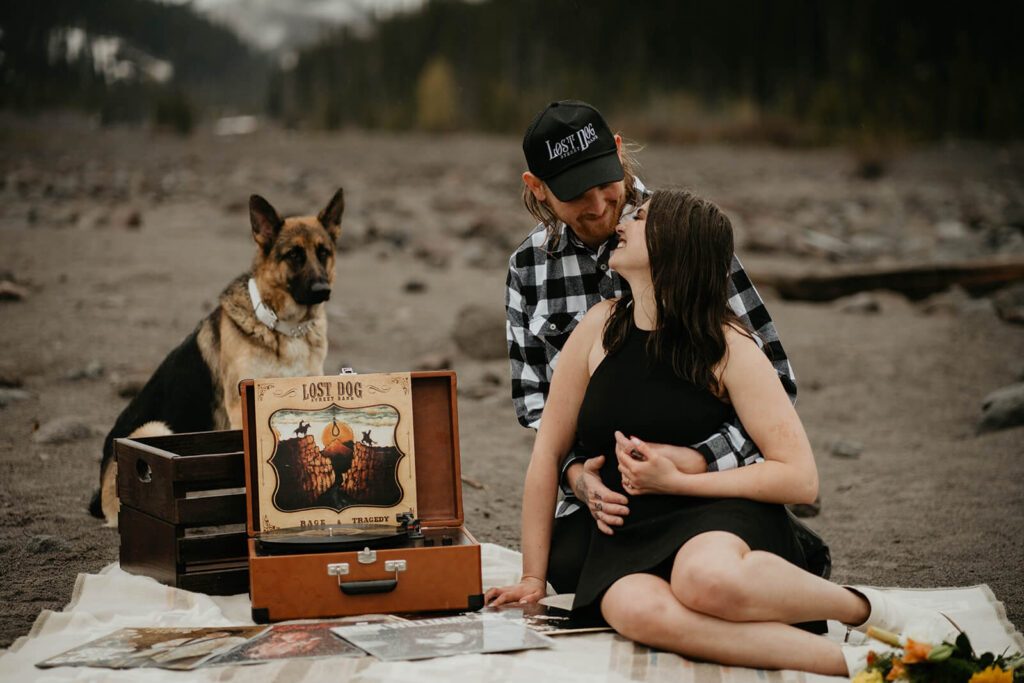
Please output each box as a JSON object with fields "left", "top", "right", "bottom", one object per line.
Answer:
{"left": 523, "top": 101, "right": 623, "bottom": 202}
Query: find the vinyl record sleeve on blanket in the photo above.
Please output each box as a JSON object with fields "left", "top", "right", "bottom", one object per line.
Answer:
{"left": 331, "top": 613, "right": 553, "bottom": 661}
{"left": 202, "top": 622, "right": 365, "bottom": 665}
{"left": 36, "top": 626, "right": 267, "bottom": 670}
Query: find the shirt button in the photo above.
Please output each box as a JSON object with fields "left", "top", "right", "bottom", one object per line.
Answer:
{"left": 549, "top": 323, "right": 557, "bottom": 330}
{"left": 599, "top": 264, "right": 608, "bottom": 271}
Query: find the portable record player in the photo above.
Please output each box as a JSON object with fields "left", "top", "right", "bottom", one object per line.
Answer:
{"left": 239, "top": 370, "right": 483, "bottom": 622}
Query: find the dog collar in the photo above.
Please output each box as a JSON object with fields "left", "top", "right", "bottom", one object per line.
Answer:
{"left": 248, "top": 278, "right": 314, "bottom": 338}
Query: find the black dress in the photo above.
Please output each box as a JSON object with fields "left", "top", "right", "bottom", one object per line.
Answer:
{"left": 570, "top": 320, "right": 807, "bottom": 616}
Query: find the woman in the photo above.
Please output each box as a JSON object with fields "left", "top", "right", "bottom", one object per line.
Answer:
{"left": 484, "top": 190, "right": 953, "bottom": 675}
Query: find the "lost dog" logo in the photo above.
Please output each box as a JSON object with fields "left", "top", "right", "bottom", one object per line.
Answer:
{"left": 545, "top": 123, "right": 599, "bottom": 161}
{"left": 301, "top": 380, "right": 363, "bottom": 402}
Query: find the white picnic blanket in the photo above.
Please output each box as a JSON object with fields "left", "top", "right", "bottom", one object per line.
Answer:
{"left": 2, "top": 543, "right": 1021, "bottom": 682}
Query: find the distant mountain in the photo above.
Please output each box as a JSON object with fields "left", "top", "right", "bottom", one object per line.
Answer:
{"left": 161, "top": 0, "right": 426, "bottom": 56}
{"left": 0, "top": 0, "right": 272, "bottom": 116}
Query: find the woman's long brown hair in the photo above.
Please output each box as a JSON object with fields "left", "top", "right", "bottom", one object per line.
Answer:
{"left": 602, "top": 189, "right": 752, "bottom": 396}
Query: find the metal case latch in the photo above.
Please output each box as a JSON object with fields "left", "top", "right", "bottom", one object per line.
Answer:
{"left": 326, "top": 563, "right": 350, "bottom": 580}
{"left": 357, "top": 547, "right": 376, "bottom": 564}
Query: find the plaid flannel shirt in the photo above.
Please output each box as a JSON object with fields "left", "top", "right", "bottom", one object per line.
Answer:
{"left": 505, "top": 188, "right": 797, "bottom": 514}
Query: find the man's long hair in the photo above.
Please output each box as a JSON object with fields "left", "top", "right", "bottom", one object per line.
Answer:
{"left": 522, "top": 139, "right": 642, "bottom": 251}
{"left": 602, "top": 189, "right": 752, "bottom": 396}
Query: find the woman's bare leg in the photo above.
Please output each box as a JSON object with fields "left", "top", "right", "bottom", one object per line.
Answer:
{"left": 600, "top": 572, "right": 848, "bottom": 674}
{"left": 670, "top": 531, "right": 869, "bottom": 625}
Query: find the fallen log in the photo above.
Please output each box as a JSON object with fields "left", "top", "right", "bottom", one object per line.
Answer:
{"left": 752, "top": 255, "right": 1024, "bottom": 302}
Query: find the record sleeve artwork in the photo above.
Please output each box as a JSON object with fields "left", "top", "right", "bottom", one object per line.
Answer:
{"left": 253, "top": 373, "right": 417, "bottom": 531}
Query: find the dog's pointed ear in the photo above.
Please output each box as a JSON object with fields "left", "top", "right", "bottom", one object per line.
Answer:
{"left": 250, "top": 194, "right": 283, "bottom": 252}
{"left": 318, "top": 188, "right": 345, "bottom": 243}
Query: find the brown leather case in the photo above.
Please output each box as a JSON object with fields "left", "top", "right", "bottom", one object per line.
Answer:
{"left": 240, "top": 371, "right": 483, "bottom": 622}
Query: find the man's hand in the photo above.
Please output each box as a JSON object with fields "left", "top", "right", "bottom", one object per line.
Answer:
{"left": 484, "top": 577, "right": 546, "bottom": 607}
{"left": 570, "top": 456, "right": 629, "bottom": 535}
{"left": 615, "top": 431, "right": 689, "bottom": 495}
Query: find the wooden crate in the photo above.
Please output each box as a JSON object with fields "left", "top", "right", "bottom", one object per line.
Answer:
{"left": 116, "top": 430, "right": 249, "bottom": 595}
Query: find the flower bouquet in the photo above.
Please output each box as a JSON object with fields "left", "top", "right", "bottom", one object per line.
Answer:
{"left": 852, "top": 627, "right": 1024, "bottom": 683}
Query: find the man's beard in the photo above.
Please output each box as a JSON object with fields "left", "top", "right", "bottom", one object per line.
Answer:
{"left": 567, "top": 192, "right": 626, "bottom": 243}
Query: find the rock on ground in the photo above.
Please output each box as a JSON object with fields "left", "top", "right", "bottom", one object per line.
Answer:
{"left": 978, "top": 383, "right": 1024, "bottom": 434}
{"left": 32, "top": 417, "right": 94, "bottom": 444}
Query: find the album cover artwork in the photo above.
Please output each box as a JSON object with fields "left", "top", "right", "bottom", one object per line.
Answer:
{"left": 253, "top": 373, "right": 417, "bottom": 531}
{"left": 330, "top": 614, "right": 553, "bottom": 661}
{"left": 36, "top": 626, "right": 266, "bottom": 670}
{"left": 203, "top": 622, "right": 365, "bottom": 665}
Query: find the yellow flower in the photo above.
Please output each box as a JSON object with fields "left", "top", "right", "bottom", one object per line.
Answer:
{"left": 968, "top": 666, "right": 1012, "bottom": 683}
{"left": 851, "top": 670, "right": 884, "bottom": 683}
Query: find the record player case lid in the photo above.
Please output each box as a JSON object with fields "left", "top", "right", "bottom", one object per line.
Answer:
{"left": 239, "top": 371, "right": 465, "bottom": 537}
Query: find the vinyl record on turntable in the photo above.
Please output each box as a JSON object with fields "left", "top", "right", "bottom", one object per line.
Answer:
{"left": 255, "top": 524, "right": 410, "bottom": 555}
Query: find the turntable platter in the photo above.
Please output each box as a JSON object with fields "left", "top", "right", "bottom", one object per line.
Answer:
{"left": 255, "top": 524, "right": 409, "bottom": 555}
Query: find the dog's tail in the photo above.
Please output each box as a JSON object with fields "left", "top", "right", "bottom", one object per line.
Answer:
{"left": 88, "top": 431, "right": 117, "bottom": 520}
{"left": 92, "top": 420, "right": 174, "bottom": 527}
{"left": 88, "top": 488, "right": 104, "bottom": 518}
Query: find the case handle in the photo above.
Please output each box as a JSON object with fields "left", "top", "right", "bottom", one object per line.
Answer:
{"left": 328, "top": 559, "right": 406, "bottom": 595}
{"left": 338, "top": 578, "right": 398, "bottom": 595}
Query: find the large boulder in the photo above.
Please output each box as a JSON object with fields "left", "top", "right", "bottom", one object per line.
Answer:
{"left": 452, "top": 304, "right": 507, "bottom": 360}
{"left": 992, "top": 282, "right": 1024, "bottom": 325}
{"left": 32, "top": 417, "right": 93, "bottom": 444}
{"left": 977, "top": 383, "right": 1024, "bottom": 434}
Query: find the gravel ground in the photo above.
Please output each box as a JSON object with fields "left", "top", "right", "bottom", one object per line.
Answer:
{"left": 1, "top": 115, "right": 1021, "bottom": 648}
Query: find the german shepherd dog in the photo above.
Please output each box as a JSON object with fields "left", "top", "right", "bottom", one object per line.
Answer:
{"left": 88, "top": 189, "right": 345, "bottom": 526}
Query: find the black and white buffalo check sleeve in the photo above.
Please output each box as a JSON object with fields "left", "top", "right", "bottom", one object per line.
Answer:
{"left": 506, "top": 260, "right": 550, "bottom": 431}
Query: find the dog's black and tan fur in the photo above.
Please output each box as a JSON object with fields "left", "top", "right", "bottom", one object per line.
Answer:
{"left": 89, "top": 189, "right": 345, "bottom": 526}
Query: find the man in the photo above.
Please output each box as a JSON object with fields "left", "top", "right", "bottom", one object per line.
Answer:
{"left": 505, "top": 100, "right": 826, "bottom": 592}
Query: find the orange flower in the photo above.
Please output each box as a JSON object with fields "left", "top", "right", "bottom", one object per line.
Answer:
{"left": 886, "top": 659, "right": 907, "bottom": 681}
{"left": 901, "top": 638, "right": 933, "bottom": 664}
{"left": 968, "top": 666, "right": 1013, "bottom": 683}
